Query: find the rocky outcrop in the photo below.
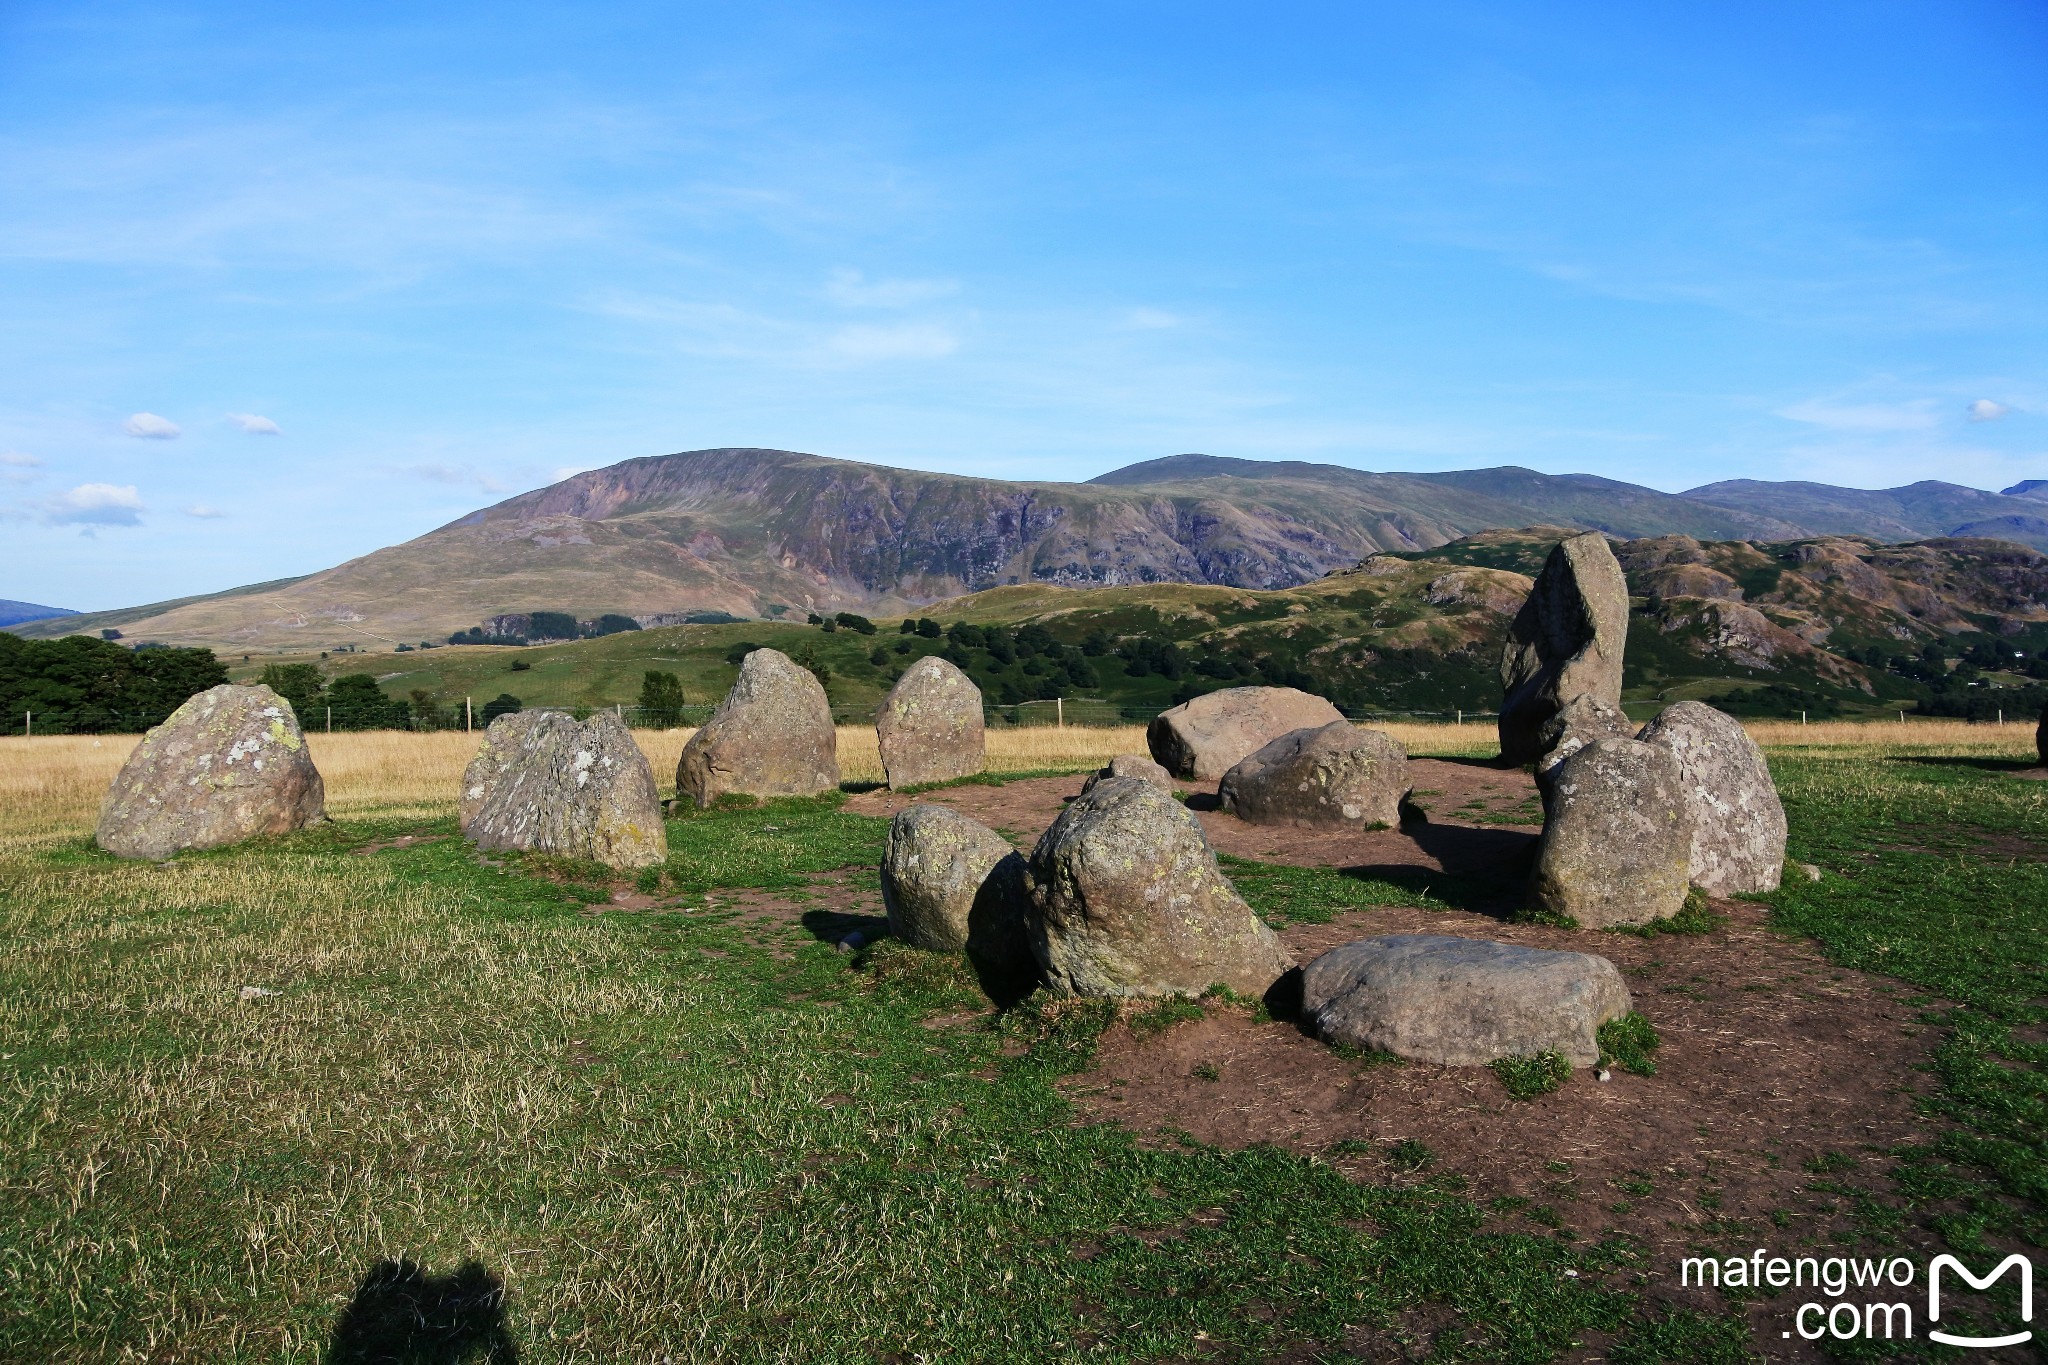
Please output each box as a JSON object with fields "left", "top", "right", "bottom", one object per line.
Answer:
{"left": 1217, "top": 722, "right": 1408, "bottom": 829}
{"left": 879, "top": 806, "right": 1033, "bottom": 980}
{"left": 460, "top": 710, "right": 666, "bottom": 868}
{"left": 96, "top": 684, "right": 326, "bottom": 860}
{"left": 1636, "top": 701, "right": 1787, "bottom": 895}
{"left": 1026, "top": 777, "right": 1293, "bottom": 998}
{"left": 676, "top": 648, "right": 839, "bottom": 806}
{"left": 1531, "top": 738, "right": 1693, "bottom": 928}
{"left": 1498, "top": 532, "right": 1630, "bottom": 765}
{"left": 1081, "top": 754, "right": 1174, "bottom": 793}
{"left": 1301, "top": 935, "right": 1631, "bottom": 1067}
{"left": 1146, "top": 686, "right": 1346, "bottom": 780}
{"left": 875, "top": 656, "right": 985, "bottom": 789}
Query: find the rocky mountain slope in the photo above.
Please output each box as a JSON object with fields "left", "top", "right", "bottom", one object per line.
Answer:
{"left": 13, "top": 447, "right": 2048, "bottom": 652}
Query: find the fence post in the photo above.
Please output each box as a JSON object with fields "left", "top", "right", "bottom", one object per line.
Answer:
{"left": 1801, "top": 711, "right": 1807, "bottom": 726}
{"left": 326, "top": 706, "right": 332, "bottom": 734}
{"left": 23, "top": 710, "right": 29, "bottom": 738}
{"left": 1057, "top": 697, "right": 1063, "bottom": 728}
{"left": 466, "top": 697, "right": 473, "bottom": 733}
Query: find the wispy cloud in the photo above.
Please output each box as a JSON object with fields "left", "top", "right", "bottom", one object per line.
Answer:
{"left": 182, "top": 503, "right": 227, "bottom": 519}
{"left": 1776, "top": 398, "right": 1940, "bottom": 433}
{"left": 1967, "top": 399, "right": 2010, "bottom": 422}
{"left": 122, "top": 412, "right": 181, "bottom": 439}
{"left": 823, "top": 322, "right": 959, "bottom": 363}
{"left": 825, "top": 268, "right": 958, "bottom": 309}
{"left": 0, "top": 451, "right": 41, "bottom": 485}
{"left": 44, "top": 483, "right": 144, "bottom": 526}
{"left": 395, "top": 463, "right": 507, "bottom": 494}
{"left": 227, "top": 412, "right": 282, "bottom": 434}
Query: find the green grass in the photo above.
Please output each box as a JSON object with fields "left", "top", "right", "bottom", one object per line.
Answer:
{"left": 1490, "top": 1051, "right": 1573, "bottom": 1100}
{"left": 2, "top": 749, "right": 2044, "bottom": 1359}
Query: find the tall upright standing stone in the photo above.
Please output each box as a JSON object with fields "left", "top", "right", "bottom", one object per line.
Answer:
{"left": 1499, "top": 532, "right": 1630, "bottom": 766}
{"left": 461, "top": 710, "right": 667, "bottom": 868}
{"left": 1636, "top": 700, "right": 1787, "bottom": 895}
{"left": 676, "top": 648, "right": 839, "bottom": 806}
{"left": 875, "top": 656, "right": 984, "bottom": 790}
{"left": 96, "top": 683, "right": 326, "bottom": 860}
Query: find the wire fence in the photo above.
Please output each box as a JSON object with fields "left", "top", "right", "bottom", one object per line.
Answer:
{"left": 5, "top": 696, "right": 1504, "bottom": 737}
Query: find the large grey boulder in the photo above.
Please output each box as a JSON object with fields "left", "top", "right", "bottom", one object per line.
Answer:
{"left": 1499, "top": 532, "right": 1630, "bottom": 765}
{"left": 1636, "top": 701, "right": 1787, "bottom": 895}
{"left": 880, "top": 805, "right": 1033, "bottom": 979}
{"left": 876, "top": 656, "right": 985, "bottom": 790}
{"left": 1080, "top": 754, "right": 1174, "bottom": 794}
{"left": 97, "top": 684, "right": 326, "bottom": 860}
{"left": 1146, "top": 686, "right": 1345, "bottom": 780}
{"left": 1026, "top": 777, "right": 1294, "bottom": 998}
{"left": 461, "top": 710, "right": 666, "bottom": 869}
{"left": 1531, "top": 738, "right": 1693, "bottom": 927}
{"left": 1217, "top": 721, "right": 1408, "bottom": 829}
{"left": 1532, "top": 694, "right": 1637, "bottom": 797}
{"left": 1301, "top": 934, "right": 1632, "bottom": 1067}
{"left": 676, "top": 648, "right": 839, "bottom": 806}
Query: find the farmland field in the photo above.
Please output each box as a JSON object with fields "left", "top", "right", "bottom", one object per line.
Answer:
{"left": 0, "top": 722, "right": 2041, "bottom": 1362}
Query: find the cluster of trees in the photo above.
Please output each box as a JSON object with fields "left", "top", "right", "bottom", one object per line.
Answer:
{"left": 0, "top": 633, "right": 229, "bottom": 733}
{"left": 256, "top": 664, "right": 412, "bottom": 730}
{"left": 810, "top": 612, "right": 877, "bottom": 635}
{"left": 447, "top": 612, "right": 642, "bottom": 646}
{"left": 636, "top": 671, "right": 688, "bottom": 726}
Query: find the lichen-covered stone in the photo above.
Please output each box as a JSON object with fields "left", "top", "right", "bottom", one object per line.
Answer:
{"left": 1302, "top": 934, "right": 1631, "bottom": 1067}
{"left": 1080, "top": 753, "right": 1175, "bottom": 794}
{"left": 96, "top": 683, "right": 325, "bottom": 860}
{"left": 1636, "top": 700, "right": 1787, "bottom": 895}
{"left": 1499, "top": 532, "right": 1629, "bottom": 765}
{"left": 1146, "top": 686, "right": 1345, "bottom": 780}
{"left": 1532, "top": 694, "right": 1637, "bottom": 796}
{"left": 1217, "top": 722, "right": 1408, "bottom": 829}
{"left": 461, "top": 710, "right": 666, "bottom": 868}
{"left": 876, "top": 656, "right": 984, "bottom": 790}
{"left": 1026, "top": 777, "right": 1293, "bottom": 998}
{"left": 676, "top": 648, "right": 839, "bottom": 806}
{"left": 1531, "top": 738, "right": 1693, "bottom": 928}
{"left": 880, "top": 805, "right": 1033, "bottom": 981}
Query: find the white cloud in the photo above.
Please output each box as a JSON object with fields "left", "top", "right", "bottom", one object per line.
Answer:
{"left": 182, "top": 504, "right": 227, "bottom": 519}
{"left": 824, "top": 322, "right": 959, "bottom": 363}
{"left": 397, "top": 463, "right": 507, "bottom": 494}
{"left": 227, "top": 412, "right": 282, "bottom": 434}
{"left": 44, "top": 483, "right": 145, "bottom": 526}
{"left": 122, "top": 412, "right": 181, "bottom": 439}
{"left": 825, "top": 268, "right": 958, "bottom": 309}
{"left": 1775, "top": 399, "right": 1939, "bottom": 433}
{"left": 1122, "top": 307, "right": 1184, "bottom": 330}
{"left": 1968, "top": 399, "right": 2010, "bottom": 422}
{"left": 0, "top": 451, "right": 41, "bottom": 485}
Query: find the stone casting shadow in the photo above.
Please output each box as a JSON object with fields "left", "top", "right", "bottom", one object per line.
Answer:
{"left": 326, "top": 1258, "right": 518, "bottom": 1365}
{"left": 801, "top": 907, "right": 891, "bottom": 946}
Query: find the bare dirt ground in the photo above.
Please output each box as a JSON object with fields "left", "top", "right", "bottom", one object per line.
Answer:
{"left": 849, "top": 761, "right": 1955, "bottom": 1347}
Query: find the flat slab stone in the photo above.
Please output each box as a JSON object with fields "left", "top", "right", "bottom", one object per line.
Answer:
{"left": 96, "top": 683, "right": 325, "bottom": 860}
{"left": 1301, "top": 934, "right": 1632, "bottom": 1067}
{"left": 461, "top": 710, "right": 666, "bottom": 869}
{"left": 1146, "top": 686, "right": 1345, "bottom": 780}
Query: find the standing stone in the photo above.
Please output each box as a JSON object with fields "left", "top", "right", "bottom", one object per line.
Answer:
{"left": 1636, "top": 700, "right": 1787, "bottom": 895}
{"left": 1146, "top": 686, "right": 1345, "bottom": 781}
{"left": 1531, "top": 738, "right": 1693, "bottom": 928}
{"left": 880, "top": 805, "right": 1034, "bottom": 980}
{"left": 1217, "top": 722, "right": 1409, "bottom": 829}
{"left": 1301, "top": 935, "right": 1632, "bottom": 1067}
{"left": 96, "top": 683, "right": 325, "bottom": 860}
{"left": 1499, "top": 532, "right": 1630, "bottom": 765}
{"left": 1026, "top": 777, "right": 1294, "bottom": 997}
{"left": 1080, "top": 754, "right": 1175, "bottom": 794}
{"left": 676, "top": 648, "right": 839, "bottom": 806}
{"left": 461, "top": 710, "right": 666, "bottom": 869}
{"left": 1532, "top": 694, "right": 1637, "bottom": 796}
{"left": 876, "top": 656, "right": 985, "bottom": 790}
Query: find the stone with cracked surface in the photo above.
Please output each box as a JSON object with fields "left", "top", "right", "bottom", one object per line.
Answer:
{"left": 461, "top": 709, "right": 666, "bottom": 868}
{"left": 1217, "top": 721, "right": 1408, "bottom": 829}
{"left": 677, "top": 647, "right": 839, "bottom": 806}
{"left": 1636, "top": 700, "right": 1787, "bottom": 895}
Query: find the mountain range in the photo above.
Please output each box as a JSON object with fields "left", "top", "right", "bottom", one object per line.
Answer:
{"left": 11, "top": 447, "right": 2048, "bottom": 651}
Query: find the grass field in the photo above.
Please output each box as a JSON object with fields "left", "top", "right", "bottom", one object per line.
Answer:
{"left": 0, "top": 720, "right": 2041, "bottom": 1361}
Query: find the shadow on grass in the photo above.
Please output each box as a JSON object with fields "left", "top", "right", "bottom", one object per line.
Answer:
{"left": 327, "top": 1258, "right": 517, "bottom": 1364}
{"left": 1888, "top": 754, "right": 2044, "bottom": 775}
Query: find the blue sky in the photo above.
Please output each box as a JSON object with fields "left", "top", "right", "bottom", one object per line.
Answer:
{"left": 3, "top": 1, "right": 2044, "bottom": 610}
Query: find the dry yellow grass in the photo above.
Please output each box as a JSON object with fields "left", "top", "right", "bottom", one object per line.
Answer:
{"left": 2, "top": 717, "right": 2032, "bottom": 848}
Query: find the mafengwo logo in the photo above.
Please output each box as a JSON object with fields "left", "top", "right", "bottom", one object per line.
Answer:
{"left": 1682, "top": 1249, "right": 2033, "bottom": 1347}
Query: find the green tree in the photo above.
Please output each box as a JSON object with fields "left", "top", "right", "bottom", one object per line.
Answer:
{"left": 257, "top": 663, "right": 325, "bottom": 721}
{"left": 833, "top": 612, "right": 877, "bottom": 635}
{"left": 325, "top": 675, "right": 407, "bottom": 730}
{"left": 638, "top": 671, "right": 687, "bottom": 726}
{"left": 408, "top": 689, "right": 441, "bottom": 730}
{"left": 790, "top": 645, "right": 832, "bottom": 690}
{"left": 527, "top": 611, "right": 578, "bottom": 641}
{"left": 480, "top": 693, "right": 523, "bottom": 724}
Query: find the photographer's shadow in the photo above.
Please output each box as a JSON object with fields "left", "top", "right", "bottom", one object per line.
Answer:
{"left": 326, "top": 1257, "right": 518, "bottom": 1364}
